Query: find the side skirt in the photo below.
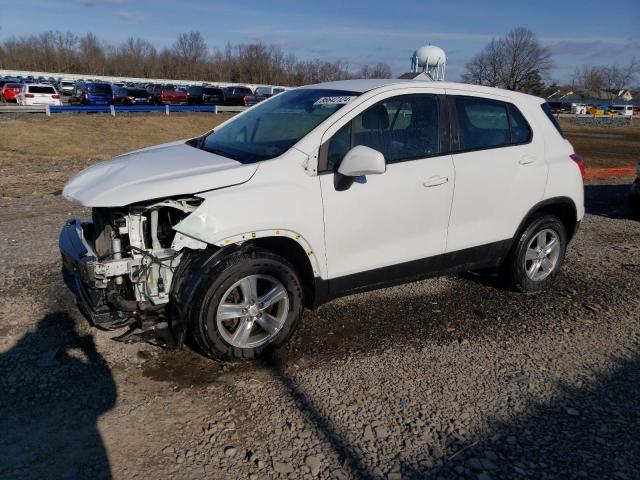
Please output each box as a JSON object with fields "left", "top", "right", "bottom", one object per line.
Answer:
{"left": 311, "top": 239, "right": 512, "bottom": 308}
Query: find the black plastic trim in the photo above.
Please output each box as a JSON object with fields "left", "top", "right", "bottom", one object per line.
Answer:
{"left": 511, "top": 196, "right": 579, "bottom": 244}
{"left": 311, "top": 239, "right": 511, "bottom": 307}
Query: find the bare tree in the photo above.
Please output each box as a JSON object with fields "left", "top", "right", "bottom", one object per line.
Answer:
{"left": 357, "top": 62, "right": 392, "bottom": 79}
{"left": 462, "top": 28, "right": 552, "bottom": 91}
{"left": 572, "top": 58, "right": 639, "bottom": 98}
{"left": 0, "top": 29, "right": 379, "bottom": 85}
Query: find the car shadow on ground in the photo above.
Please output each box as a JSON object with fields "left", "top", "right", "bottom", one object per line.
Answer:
{"left": 401, "top": 348, "right": 640, "bottom": 479}
{"left": 585, "top": 183, "right": 637, "bottom": 220}
{"left": 0, "top": 312, "right": 116, "bottom": 480}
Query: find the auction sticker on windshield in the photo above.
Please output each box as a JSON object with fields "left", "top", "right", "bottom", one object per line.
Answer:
{"left": 313, "top": 96, "right": 357, "bottom": 106}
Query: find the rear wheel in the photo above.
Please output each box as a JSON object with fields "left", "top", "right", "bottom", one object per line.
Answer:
{"left": 190, "top": 248, "right": 304, "bottom": 361}
{"left": 503, "top": 215, "right": 567, "bottom": 292}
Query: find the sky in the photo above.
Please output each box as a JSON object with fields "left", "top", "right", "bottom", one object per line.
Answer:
{"left": 2, "top": 0, "right": 639, "bottom": 83}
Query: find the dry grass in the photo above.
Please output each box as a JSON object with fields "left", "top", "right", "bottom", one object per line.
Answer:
{"left": 559, "top": 118, "right": 640, "bottom": 169}
{"left": 0, "top": 113, "right": 231, "bottom": 196}
{"left": 0, "top": 113, "right": 637, "bottom": 197}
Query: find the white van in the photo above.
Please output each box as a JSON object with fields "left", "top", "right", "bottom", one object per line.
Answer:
{"left": 609, "top": 105, "right": 633, "bottom": 117}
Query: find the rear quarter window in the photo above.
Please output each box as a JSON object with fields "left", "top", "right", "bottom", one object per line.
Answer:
{"left": 541, "top": 102, "right": 565, "bottom": 138}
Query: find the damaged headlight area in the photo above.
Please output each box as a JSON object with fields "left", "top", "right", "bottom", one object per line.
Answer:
{"left": 59, "top": 197, "right": 207, "bottom": 345}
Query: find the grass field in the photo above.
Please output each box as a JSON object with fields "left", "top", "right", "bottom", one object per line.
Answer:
{"left": 0, "top": 113, "right": 228, "bottom": 197}
{"left": 559, "top": 118, "right": 639, "bottom": 169}
{"left": 0, "top": 112, "right": 637, "bottom": 198}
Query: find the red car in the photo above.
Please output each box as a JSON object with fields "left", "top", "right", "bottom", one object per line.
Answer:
{"left": 146, "top": 84, "right": 187, "bottom": 105}
{"left": 2, "top": 83, "right": 23, "bottom": 102}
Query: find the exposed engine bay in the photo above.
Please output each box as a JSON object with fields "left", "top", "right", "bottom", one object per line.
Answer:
{"left": 60, "top": 197, "right": 207, "bottom": 345}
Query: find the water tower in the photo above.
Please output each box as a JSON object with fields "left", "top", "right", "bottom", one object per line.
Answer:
{"left": 410, "top": 44, "right": 447, "bottom": 81}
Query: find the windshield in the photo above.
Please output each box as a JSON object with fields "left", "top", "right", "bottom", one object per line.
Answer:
{"left": 200, "top": 88, "right": 359, "bottom": 163}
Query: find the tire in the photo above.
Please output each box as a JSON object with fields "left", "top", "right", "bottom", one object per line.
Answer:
{"left": 190, "top": 248, "right": 304, "bottom": 361}
{"left": 502, "top": 214, "right": 567, "bottom": 293}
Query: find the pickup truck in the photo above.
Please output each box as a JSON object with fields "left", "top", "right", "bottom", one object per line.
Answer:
{"left": 147, "top": 84, "right": 188, "bottom": 105}
{"left": 222, "top": 86, "right": 255, "bottom": 106}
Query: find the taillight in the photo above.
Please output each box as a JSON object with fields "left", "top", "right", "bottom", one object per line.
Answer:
{"left": 127, "top": 96, "right": 134, "bottom": 99}
{"left": 25, "top": 93, "right": 34, "bottom": 98}
{"left": 570, "top": 153, "right": 586, "bottom": 179}
{"left": 243, "top": 95, "right": 249, "bottom": 105}
{"left": 52, "top": 94, "right": 60, "bottom": 99}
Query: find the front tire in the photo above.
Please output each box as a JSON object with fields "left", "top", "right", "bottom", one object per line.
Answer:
{"left": 190, "top": 248, "right": 304, "bottom": 361}
{"left": 502, "top": 215, "right": 567, "bottom": 292}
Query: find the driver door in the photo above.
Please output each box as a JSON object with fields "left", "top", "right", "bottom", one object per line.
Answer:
{"left": 319, "top": 92, "right": 455, "bottom": 294}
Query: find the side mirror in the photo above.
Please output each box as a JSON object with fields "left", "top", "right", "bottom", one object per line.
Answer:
{"left": 338, "top": 145, "right": 386, "bottom": 177}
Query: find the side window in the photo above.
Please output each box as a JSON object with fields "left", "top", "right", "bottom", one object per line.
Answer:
{"left": 323, "top": 94, "right": 439, "bottom": 171}
{"left": 507, "top": 103, "right": 532, "bottom": 144}
{"left": 353, "top": 95, "right": 439, "bottom": 164}
{"left": 455, "top": 96, "right": 510, "bottom": 151}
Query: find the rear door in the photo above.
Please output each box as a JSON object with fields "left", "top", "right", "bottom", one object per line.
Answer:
{"left": 446, "top": 92, "right": 547, "bottom": 253}
{"left": 318, "top": 89, "right": 455, "bottom": 287}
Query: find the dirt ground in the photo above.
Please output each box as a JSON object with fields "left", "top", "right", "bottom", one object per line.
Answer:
{"left": 559, "top": 118, "right": 639, "bottom": 169}
{"left": 0, "top": 113, "right": 639, "bottom": 480}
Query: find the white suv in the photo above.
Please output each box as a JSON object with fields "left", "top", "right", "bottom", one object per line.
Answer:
{"left": 60, "top": 79, "right": 585, "bottom": 360}
{"left": 17, "top": 83, "right": 62, "bottom": 106}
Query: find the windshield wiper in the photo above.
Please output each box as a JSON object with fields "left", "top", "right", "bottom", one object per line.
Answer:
{"left": 204, "top": 146, "right": 239, "bottom": 161}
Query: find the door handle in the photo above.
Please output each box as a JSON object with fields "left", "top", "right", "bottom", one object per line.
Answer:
{"left": 423, "top": 176, "right": 449, "bottom": 187}
{"left": 519, "top": 155, "right": 536, "bottom": 165}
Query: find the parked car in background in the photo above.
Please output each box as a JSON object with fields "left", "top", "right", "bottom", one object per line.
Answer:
{"left": 146, "top": 84, "right": 188, "bottom": 105}
{"left": 69, "top": 82, "right": 114, "bottom": 105}
{"left": 58, "top": 78, "right": 75, "bottom": 95}
{"left": 186, "top": 85, "right": 225, "bottom": 105}
{"left": 59, "top": 79, "right": 585, "bottom": 361}
{"left": 630, "top": 162, "right": 640, "bottom": 217}
{"left": 254, "top": 86, "right": 286, "bottom": 98}
{"left": 16, "top": 83, "right": 62, "bottom": 106}
{"left": 223, "top": 86, "right": 254, "bottom": 106}
{"left": 570, "top": 103, "right": 587, "bottom": 115}
{"left": 610, "top": 105, "right": 633, "bottom": 117}
{"left": 113, "top": 87, "right": 151, "bottom": 105}
{"left": 2, "top": 83, "right": 23, "bottom": 102}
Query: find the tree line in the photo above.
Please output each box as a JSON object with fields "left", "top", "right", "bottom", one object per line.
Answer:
{"left": 462, "top": 27, "right": 638, "bottom": 97}
{"left": 0, "top": 30, "right": 392, "bottom": 85}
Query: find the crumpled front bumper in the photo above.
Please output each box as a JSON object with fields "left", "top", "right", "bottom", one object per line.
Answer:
{"left": 59, "top": 219, "right": 132, "bottom": 329}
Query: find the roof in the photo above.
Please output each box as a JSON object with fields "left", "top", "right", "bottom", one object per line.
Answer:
{"left": 299, "top": 78, "right": 542, "bottom": 102}
{"left": 397, "top": 72, "right": 432, "bottom": 80}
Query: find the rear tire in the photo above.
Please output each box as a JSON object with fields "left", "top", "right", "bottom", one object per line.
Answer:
{"left": 502, "top": 215, "right": 567, "bottom": 292}
{"left": 190, "top": 248, "right": 304, "bottom": 361}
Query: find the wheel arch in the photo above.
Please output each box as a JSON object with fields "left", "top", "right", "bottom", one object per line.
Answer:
{"left": 512, "top": 196, "right": 579, "bottom": 247}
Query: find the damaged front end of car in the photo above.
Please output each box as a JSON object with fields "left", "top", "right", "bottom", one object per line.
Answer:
{"left": 59, "top": 197, "right": 207, "bottom": 347}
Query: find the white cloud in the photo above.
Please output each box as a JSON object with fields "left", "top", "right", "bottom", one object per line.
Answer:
{"left": 116, "top": 11, "right": 149, "bottom": 23}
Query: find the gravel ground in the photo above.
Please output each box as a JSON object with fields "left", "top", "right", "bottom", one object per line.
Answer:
{"left": 0, "top": 179, "right": 639, "bottom": 480}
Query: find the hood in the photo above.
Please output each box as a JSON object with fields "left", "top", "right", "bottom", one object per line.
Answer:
{"left": 62, "top": 140, "right": 258, "bottom": 207}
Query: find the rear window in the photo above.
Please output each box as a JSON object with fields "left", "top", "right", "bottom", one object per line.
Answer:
{"left": 235, "top": 87, "right": 253, "bottom": 95}
{"left": 88, "top": 84, "right": 112, "bottom": 95}
{"left": 189, "top": 86, "right": 204, "bottom": 95}
{"left": 541, "top": 102, "right": 565, "bottom": 137}
{"left": 6, "top": 83, "right": 22, "bottom": 88}
{"left": 28, "top": 85, "right": 56, "bottom": 94}
{"left": 128, "top": 89, "right": 148, "bottom": 97}
{"left": 204, "top": 87, "right": 223, "bottom": 95}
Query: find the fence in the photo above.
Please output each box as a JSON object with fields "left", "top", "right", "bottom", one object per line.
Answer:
{"left": 0, "top": 104, "right": 247, "bottom": 115}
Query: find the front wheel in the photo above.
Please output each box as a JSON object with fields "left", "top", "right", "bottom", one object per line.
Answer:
{"left": 502, "top": 215, "right": 567, "bottom": 292}
{"left": 190, "top": 248, "right": 304, "bottom": 361}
